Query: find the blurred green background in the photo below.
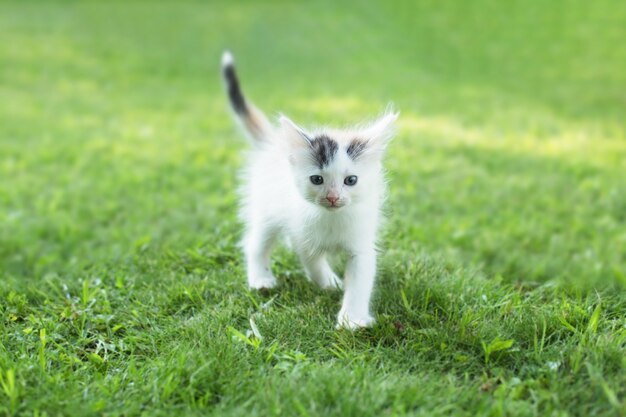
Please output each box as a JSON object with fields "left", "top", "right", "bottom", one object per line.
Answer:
{"left": 1, "top": 1, "right": 625, "bottom": 416}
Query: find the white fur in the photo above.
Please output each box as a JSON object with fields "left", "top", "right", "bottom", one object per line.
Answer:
{"left": 239, "top": 113, "right": 398, "bottom": 329}
{"left": 222, "top": 50, "right": 234, "bottom": 67}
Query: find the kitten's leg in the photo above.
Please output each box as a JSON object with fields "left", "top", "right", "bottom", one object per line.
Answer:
{"left": 337, "top": 250, "right": 376, "bottom": 329}
{"left": 244, "top": 226, "right": 278, "bottom": 289}
{"left": 300, "top": 253, "right": 342, "bottom": 290}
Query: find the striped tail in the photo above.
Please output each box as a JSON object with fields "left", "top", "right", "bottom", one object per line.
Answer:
{"left": 221, "top": 51, "right": 274, "bottom": 142}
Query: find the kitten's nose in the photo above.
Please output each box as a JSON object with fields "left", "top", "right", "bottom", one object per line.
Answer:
{"left": 326, "top": 193, "right": 339, "bottom": 205}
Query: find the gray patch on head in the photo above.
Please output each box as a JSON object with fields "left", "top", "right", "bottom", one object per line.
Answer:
{"left": 346, "top": 139, "right": 367, "bottom": 160}
{"left": 310, "top": 135, "right": 338, "bottom": 168}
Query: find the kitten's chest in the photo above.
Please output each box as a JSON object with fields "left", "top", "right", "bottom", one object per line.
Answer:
{"left": 291, "top": 208, "right": 372, "bottom": 253}
{"left": 311, "top": 216, "right": 348, "bottom": 247}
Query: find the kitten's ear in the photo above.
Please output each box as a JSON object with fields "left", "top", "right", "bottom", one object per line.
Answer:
{"left": 359, "top": 111, "right": 399, "bottom": 159}
{"left": 279, "top": 115, "right": 312, "bottom": 149}
{"left": 362, "top": 110, "right": 399, "bottom": 149}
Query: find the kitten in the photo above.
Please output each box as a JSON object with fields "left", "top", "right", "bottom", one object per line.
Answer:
{"left": 221, "top": 51, "right": 398, "bottom": 329}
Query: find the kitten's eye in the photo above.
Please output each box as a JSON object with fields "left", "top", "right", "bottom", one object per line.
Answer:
{"left": 344, "top": 175, "right": 358, "bottom": 186}
{"left": 310, "top": 175, "right": 324, "bottom": 185}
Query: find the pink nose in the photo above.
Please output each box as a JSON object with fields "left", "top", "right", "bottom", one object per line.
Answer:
{"left": 326, "top": 195, "right": 339, "bottom": 205}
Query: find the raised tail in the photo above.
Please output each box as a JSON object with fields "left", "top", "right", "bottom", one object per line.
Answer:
{"left": 221, "top": 51, "right": 274, "bottom": 142}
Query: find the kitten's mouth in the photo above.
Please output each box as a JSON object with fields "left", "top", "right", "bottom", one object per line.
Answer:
{"left": 322, "top": 202, "right": 345, "bottom": 210}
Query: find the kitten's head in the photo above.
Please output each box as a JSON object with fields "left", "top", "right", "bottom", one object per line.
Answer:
{"left": 278, "top": 111, "right": 398, "bottom": 211}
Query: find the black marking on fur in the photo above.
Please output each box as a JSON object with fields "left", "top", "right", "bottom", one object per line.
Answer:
{"left": 346, "top": 139, "right": 367, "bottom": 160}
{"left": 310, "top": 135, "right": 338, "bottom": 168}
{"left": 223, "top": 62, "right": 247, "bottom": 115}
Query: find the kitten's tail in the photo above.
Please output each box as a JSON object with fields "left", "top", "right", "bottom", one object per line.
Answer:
{"left": 221, "top": 51, "right": 274, "bottom": 142}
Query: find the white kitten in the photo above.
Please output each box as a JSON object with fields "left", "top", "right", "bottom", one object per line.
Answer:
{"left": 221, "top": 51, "right": 398, "bottom": 329}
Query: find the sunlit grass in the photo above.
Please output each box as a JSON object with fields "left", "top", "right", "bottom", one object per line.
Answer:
{"left": 400, "top": 114, "right": 626, "bottom": 166}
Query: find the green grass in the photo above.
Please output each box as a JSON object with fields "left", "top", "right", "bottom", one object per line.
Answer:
{"left": 1, "top": 1, "right": 625, "bottom": 416}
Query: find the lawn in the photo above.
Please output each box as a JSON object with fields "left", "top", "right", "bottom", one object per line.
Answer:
{"left": 1, "top": 1, "right": 625, "bottom": 416}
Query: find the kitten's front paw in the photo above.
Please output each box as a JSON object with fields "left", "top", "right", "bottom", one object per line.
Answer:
{"left": 336, "top": 310, "right": 375, "bottom": 330}
{"left": 248, "top": 274, "right": 277, "bottom": 290}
